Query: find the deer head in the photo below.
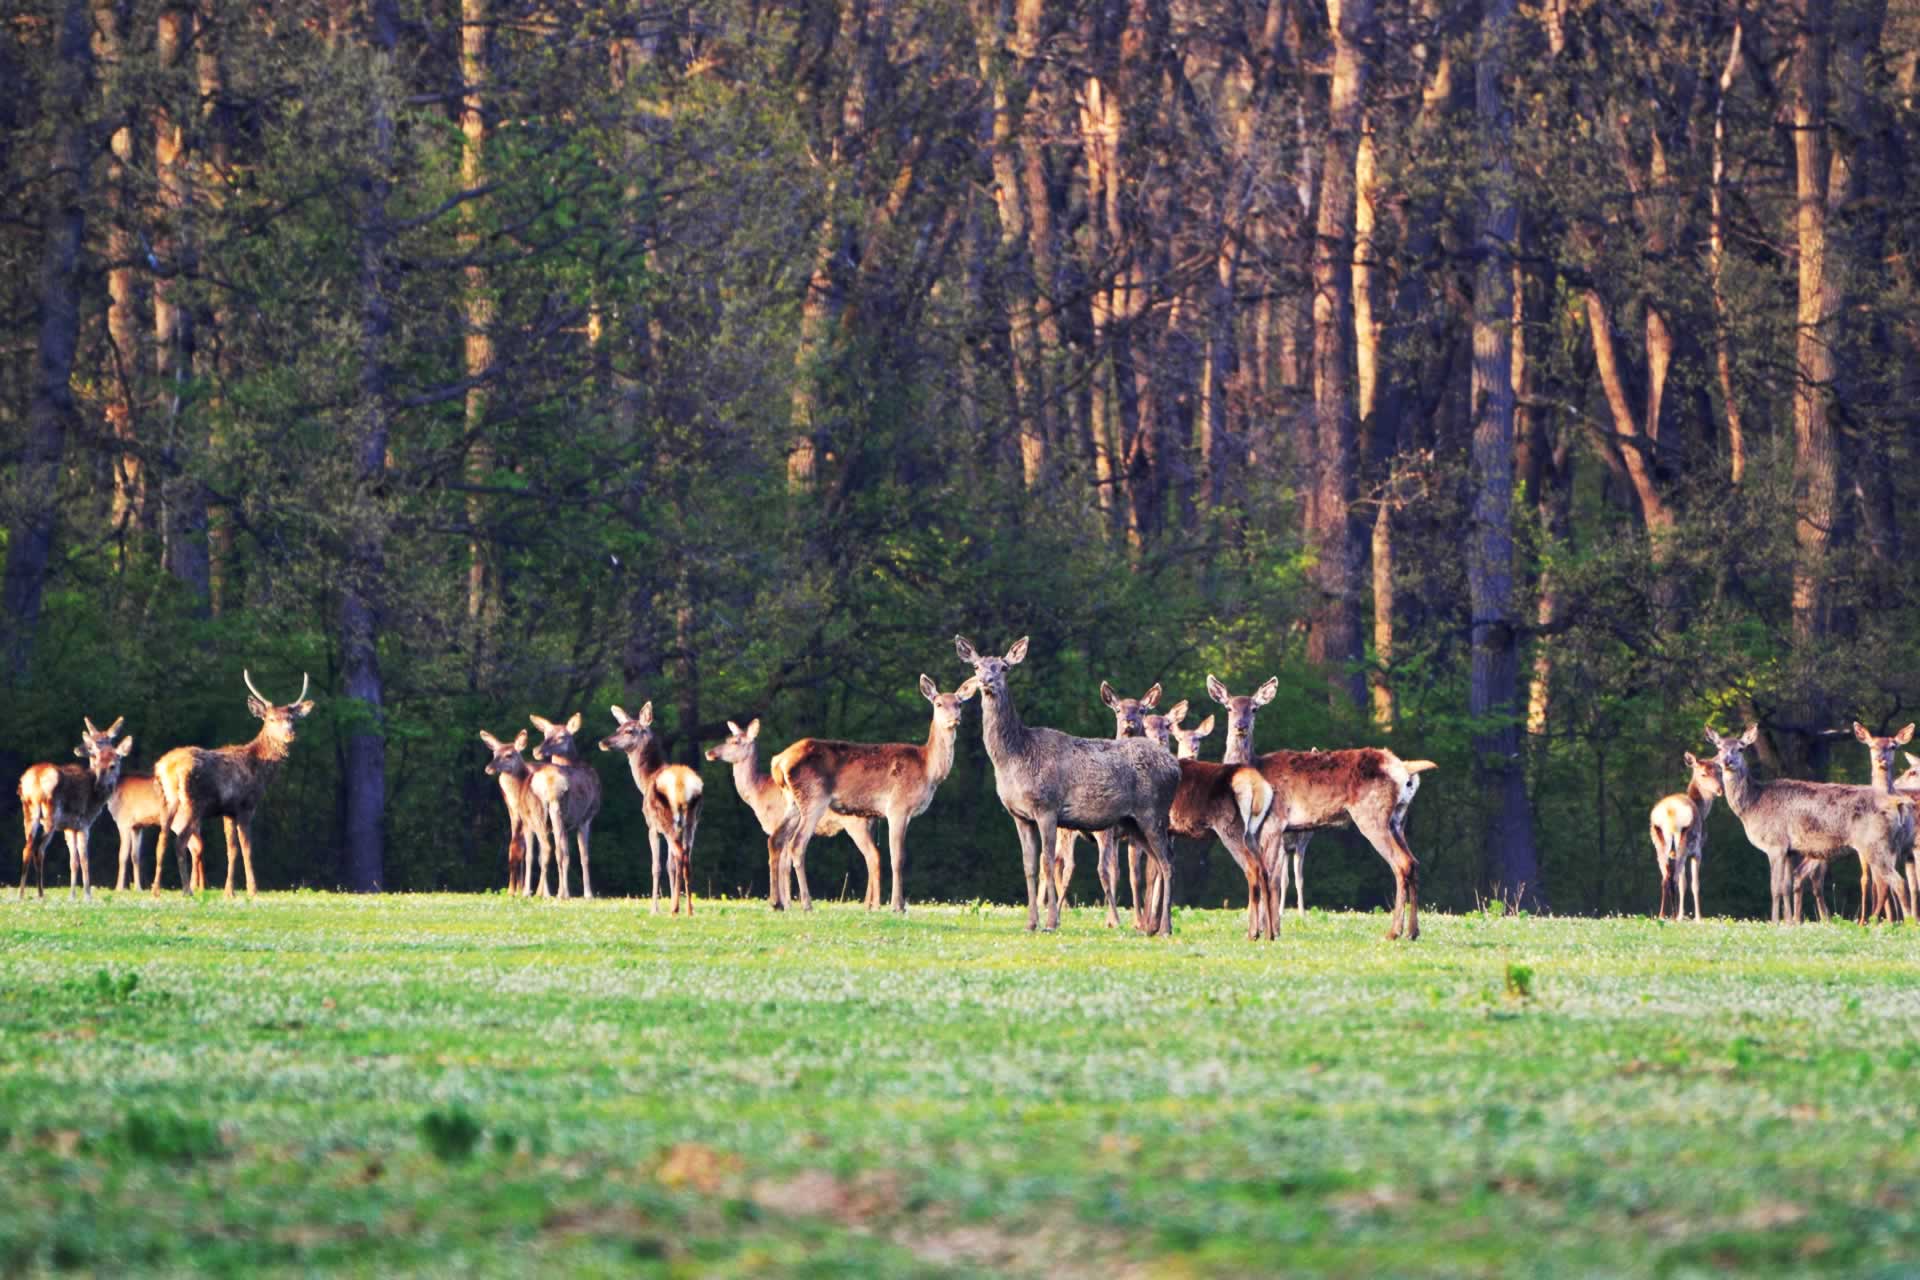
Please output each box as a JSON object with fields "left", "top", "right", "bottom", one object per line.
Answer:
{"left": 479, "top": 729, "right": 531, "bottom": 777}
{"left": 1099, "top": 681, "right": 1161, "bottom": 738}
{"left": 1206, "top": 674, "right": 1277, "bottom": 749}
{"left": 1853, "top": 721, "right": 1915, "bottom": 786}
{"left": 530, "top": 711, "right": 586, "bottom": 762}
{"left": 954, "top": 635, "right": 1026, "bottom": 701}
{"left": 79, "top": 715, "right": 126, "bottom": 759}
{"left": 921, "top": 674, "right": 980, "bottom": 732}
{"left": 82, "top": 735, "right": 132, "bottom": 788}
{"left": 704, "top": 717, "right": 762, "bottom": 764}
{"left": 245, "top": 670, "right": 314, "bottom": 746}
{"left": 1168, "top": 708, "right": 1216, "bottom": 760}
{"left": 595, "top": 704, "right": 655, "bottom": 757}
{"left": 1704, "top": 723, "right": 1760, "bottom": 791}
{"left": 1682, "top": 751, "right": 1722, "bottom": 800}
{"left": 1139, "top": 700, "right": 1188, "bottom": 753}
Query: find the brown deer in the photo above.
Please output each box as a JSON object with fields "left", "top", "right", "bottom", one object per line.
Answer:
{"left": 1135, "top": 706, "right": 1279, "bottom": 940}
{"left": 152, "top": 672, "right": 314, "bottom": 898}
{"left": 478, "top": 729, "right": 549, "bottom": 895}
{"left": 1206, "top": 675, "right": 1316, "bottom": 918}
{"left": 17, "top": 724, "right": 131, "bottom": 900}
{"left": 766, "top": 675, "right": 976, "bottom": 913}
{"left": 1050, "top": 682, "right": 1162, "bottom": 926}
{"left": 598, "top": 704, "right": 702, "bottom": 912}
{"left": 1705, "top": 724, "right": 1916, "bottom": 925}
{"left": 108, "top": 773, "right": 166, "bottom": 891}
{"left": 1648, "top": 753, "right": 1721, "bottom": 921}
{"left": 704, "top": 718, "right": 891, "bottom": 910}
{"left": 528, "top": 712, "right": 604, "bottom": 900}
{"left": 1853, "top": 721, "right": 1916, "bottom": 922}
{"left": 955, "top": 636, "right": 1181, "bottom": 934}
{"left": 1209, "top": 674, "right": 1437, "bottom": 940}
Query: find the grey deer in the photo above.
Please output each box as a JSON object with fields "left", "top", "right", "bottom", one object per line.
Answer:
{"left": 17, "top": 718, "right": 131, "bottom": 900}
{"left": 764, "top": 675, "right": 977, "bottom": 913}
{"left": 528, "top": 712, "right": 604, "bottom": 899}
{"left": 1705, "top": 724, "right": 1916, "bottom": 925}
{"left": 598, "top": 703, "right": 704, "bottom": 913}
{"left": 1050, "top": 681, "right": 1164, "bottom": 926}
{"left": 954, "top": 636, "right": 1181, "bottom": 934}
{"left": 1852, "top": 721, "right": 1918, "bottom": 922}
{"left": 706, "top": 718, "right": 886, "bottom": 910}
{"left": 1209, "top": 675, "right": 1437, "bottom": 940}
{"left": 153, "top": 672, "right": 314, "bottom": 898}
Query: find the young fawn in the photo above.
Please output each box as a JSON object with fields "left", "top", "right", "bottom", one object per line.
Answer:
{"left": 18, "top": 720, "right": 131, "bottom": 900}
{"left": 1648, "top": 752, "right": 1720, "bottom": 921}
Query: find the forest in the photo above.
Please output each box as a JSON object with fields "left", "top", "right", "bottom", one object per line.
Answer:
{"left": 4, "top": 0, "right": 1919, "bottom": 919}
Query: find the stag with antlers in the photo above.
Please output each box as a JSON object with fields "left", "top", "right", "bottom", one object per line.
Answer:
{"left": 17, "top": 718, "right": 131, "bottom": 900}
{"left": 151, "top": 673, "right": 313, "bottom": 898}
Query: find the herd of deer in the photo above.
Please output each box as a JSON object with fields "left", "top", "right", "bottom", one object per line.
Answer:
{"left": 17, "top": 646, "right": 1919, "bottom": 934}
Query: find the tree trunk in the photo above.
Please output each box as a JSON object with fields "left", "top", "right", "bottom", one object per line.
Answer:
{"left": 1710, "top": 20, "right": 1747, "bottom": 485}
{"left": 340, "top": 0, "right": 400, "bottom": 894}
{"left": 461, "top": 0, "right": 497, "bottom": 647}
{"left": 197, "top": 0, "right": 237, "bottom": 614}
{"left": 155, "top": 2, "right": 210, "bottom": 609}
{"left": 1306, "top": 0, "right": 1370, "bottom": 712}
{"left": 1790, "top": 0, "right": 1838, "bottom": 653}
{"left": 1470, "top": 0, "right": 1543, "bottom": 909}
{"left": 1, "top": 0, "right": 93, "bottom": 675}
{"left": 93, "top": 0, "right": 144, "bottom": 539}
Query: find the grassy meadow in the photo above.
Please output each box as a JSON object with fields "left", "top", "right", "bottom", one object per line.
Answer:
{"left": 2, "top": 891, "right": 1918, "bottom": 1277}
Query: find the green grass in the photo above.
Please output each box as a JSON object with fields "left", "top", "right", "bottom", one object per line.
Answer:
{"left": 3, "top": 892, "right": 1919, "bottom": 1277}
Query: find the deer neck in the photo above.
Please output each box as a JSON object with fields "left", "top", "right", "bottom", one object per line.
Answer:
{"left": 244, "top": 728, "right": 292, "bottom": 773}
{"left": 1871, "top": 758, "right": 1893, "bottom": 792}
{"left": 730, "top": 744, "right": 775, "bottom": 806}
{"left": 1719, "top": 765, "right": 1757, "bottom": 817}
{"left": 1221, "top": 722, "right": 1255, "bottom": 765}
{"left": 1686, "top": 779, "right": 1717, "bottom": 816}
{"left": 979, "top": 687, "right": 1027, "bottom": 763}
{"left": 625, "top": 737, "right": 667, "bottom": 790}
{"left": 923, "top": 715, "right": 959, "bottom": 787}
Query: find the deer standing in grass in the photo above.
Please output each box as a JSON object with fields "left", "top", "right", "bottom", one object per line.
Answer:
{"left": 955, "top": 636, "right": 1181, "bottom": 934}
{"left": 598, "top": 704, "right": 701, "bottom": 912}
{"left": 1853, "top": 721, "right": 1916, "bottom": 923}
{"left": 527, "top": 712, "right": 603, "bottom": 900}
{"left": 1705, "top": 724, "right": 1916, "bottom": 925}
{"left": 1130, "top": 707, "right": 1278, "bottom": 940}
{"left": 766, "top": 675, "right": 976, "bottom": 913}
{"left": 705, "top": 718, "right": 892, "bottom": 910}
{"left": 17, "top": 719, "right": 131, "bottom": 900}
{"left": 1209, "top": 675, "right": 1436, "bottom": 940}
{"left": 1050, "top": 682, "right": 1162, "bottom": 926}
{"left": 1648, "top": 753, "right": 1721, "bottom": 921}
{"left": 152, "top": 673, "right": 313, "bottom": 898}
{"left": 108, "top": 772, "right": 165, "bottom": 891}
{"left": 479, "top": 729, "right": 549, "bottom": 895}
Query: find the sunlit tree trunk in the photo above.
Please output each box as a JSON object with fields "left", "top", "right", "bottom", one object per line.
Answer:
{"left": 93, "top": 0, "right": 144, "bottom": 540}
{"left": 1790, "top": 0, "right": 1837, "bottom": 655}
{"left": 461, "top": 0, "right": 498, "bottom": 645}
{"left": 156, "top": 2, "right": 210, "bottom": 609}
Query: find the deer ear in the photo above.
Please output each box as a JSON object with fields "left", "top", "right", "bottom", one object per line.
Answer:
{"left": 106, "top": 715, "right": 125, "bottom": 737}
{"left": 954, "top": 635, "right": 979, "bottom": 663}
{"left": 1004, "top": 636, "right": 1028, "bottom": 665}
{"left": 74, "top": 746, "right": 86, "bottom": 758}
{"left": 1165, "top": 700, "right": 1188, "bottom": 726}
{"left": 955, "top": 677, "right": 980, "bottom": 701}
{"left": 746, "top": 718, "right": 761, "bottom": 739}
{"left": 1253, "top": 677, "right": 1278, "bottom": 708}
{"left": 116, "top": 737, "right": 132, "bottom": 757}
{"left": 292, "top": 701, "right": 315, "bottom": 718}
{"left": 726, "top": 720, "right": 742, "bottom": 737}
{"left": 1684, "top": 751, "right": 1698, "bottom": 769}
{"left": 920, "top": 674, "right": 939, "bottom": 702}
{"left": 1855, "top": 721, "right": 1873, "bottom": 743}
{"left": 513, "top": 729, "right": 528, "bottom": 751}
{"left": 1906, "top": 752, "right": 1920, "bottom": 771}
{"left": 1194, "top": 715, "right": 1215, "bottom": 738}
{"left": 1141, "top": 683, "right": 1161, "bottom": 709}
{"left": 479, "top": 730, "right": 501, "bottom": 750}
{"left": 637, "top": 702, "right": 654, "bottom": 727}
{"left": 1100, "top": 681, "right": 1120, "bottom": 711}
{"left": 84, "top": 716, "right": 100, "bottom": 737}
{"left": 1739, "top": 724, "right": 1759, "bottom": 747}
{"left": 1207, "top": 674, "right": 1230, "bottom": 706}
{"left": 248, "top": 696, "right": 271, "bottom": 719}
{"left": 530, "top": 714, "right": 554, "bottom": 733}
{"left": 610, "top": 705, "right": 630, "bottom": 724}
{"left": 566, "top": 712, "right": 583, "bottom": 734}
{"left": 1899, "top": 725, "right": 1916, "bottom": 745}
{"left": 1703, "top": 724, "right": 1720, "bottom": 746}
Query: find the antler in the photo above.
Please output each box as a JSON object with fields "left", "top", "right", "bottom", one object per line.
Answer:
{"left": 296, "top": 671, "right": 309, "bottom": 704}
{"left": 84, "top": 716, "right": 99, "bottom": 737}
{"left": 244, "top": 668, "right": 268, "bottom": 703}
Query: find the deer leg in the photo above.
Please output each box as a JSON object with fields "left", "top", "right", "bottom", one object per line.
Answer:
{"left": 1220, "top": 825, "right": 1264, "bottom": 941}
{"left": 1092, "top": 829, "right": 1121, "bottom": 929}
{"left": 1032, "top": 813, "right": 1063, "bottom": 932}
{"left": 151, "top": 811, "right": 171, "bottom": 897}
{"left": 780, "top": 786, "right": 831, "bottom": 913}
{"left": 1011, "top": 817, "right": 1041, "bottom": 931}
{"left": 76, "top": 830, "right": 93, "bottom": 901}
{"left": 1690, "top": 858, "right": 1702, "bottom": 922}
{"left": 237, "top": 819, "right": 260, "bottom": 899}
{"left": 1126, "top": 837, "right": 1148, "bottom": 931}
{"left": 844, "top": 819, "right": 884, "bottom": 912}
{"left": 880, "top": 816, "right": 908, "bottom": 914}
{"left": 1140, "top": 819, "right": 1175, "bottom": 937}
{"left": 1053, "top": 829, "right": 1076, "bottom": 913}
{"left": 1290, "top": 833, "right": 1309, "bottom": 919}
{"left": 62, "top": 830, "right": 77, "bottom": 900}
{"left": 546, "top": 803, "right": 570, "bottom": 899}
{"left": 114, "top": 823, "right": 130, "bottom": 892}
{"left": 17, "top": 809, "right": 33, "bottom": 900}
{"left": 219, "top": 817, "right": 238, "bottom": 898}
{"left": 1360, "top": 809, "right": 1418, "bottom": 941}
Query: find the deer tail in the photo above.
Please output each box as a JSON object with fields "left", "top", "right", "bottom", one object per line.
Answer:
{"left": 1235, "top": 770, "right": 1275, "bottom": 842}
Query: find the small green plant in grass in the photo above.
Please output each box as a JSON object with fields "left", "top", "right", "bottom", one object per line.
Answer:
{"left": 1504, "top": 963, "right": 1535, "bottom": 1001}
{"left": 91, "top": 969, "right": 139, "bottom": 1003}
{"left": 420, "top": 1105, "right": 483, "bottom": 1163}
{"left": 116, "top": 1112, "right": 221, "bottom": 1164}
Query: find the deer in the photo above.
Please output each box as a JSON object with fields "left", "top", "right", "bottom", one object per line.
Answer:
{"left": 152, "top": 672, "right": 313, "bottom": 898}
{"left": 1648, "top": 753, "right": 1721, "bottom": 922}
{"left": 704, "top": 718, "right": 892, "bottom": 910}
{"left": 1852, "top": 721, "right": 1917, "bottom": 923}
{"left": 1204, "top": 675, "right": 1311, "bottom": 919}
{"left": 1050, "top": 681, "right": 1163, "bottom": 927}
{"left": 765, "top": 675, "right": 977, "bottom": 913}
{"left": 1129, "top": 706, "right": 1279, "bottom": 940}
{"left": 478, "top": 729, "right": 550, "bottom": 896}
{"left": 1208, "top": 675, "right": 1437, "bottom": 941}
{"left": 597, "top": 703, "right": 701, "bottom": 913}
{"left": 17, "top": 721, "right": 131, "bottom": 900}
{"left": 107, "top": 772, "right": 166, "bottom": 892}
{"left": 1705, "top": 724, "right": 1916, "bottom": 925}
{"left": 527, "top": 712, "right": 603, "bottom": 900}
{"left": 954, "top": 636, "right": 1181, "bottom": 935}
